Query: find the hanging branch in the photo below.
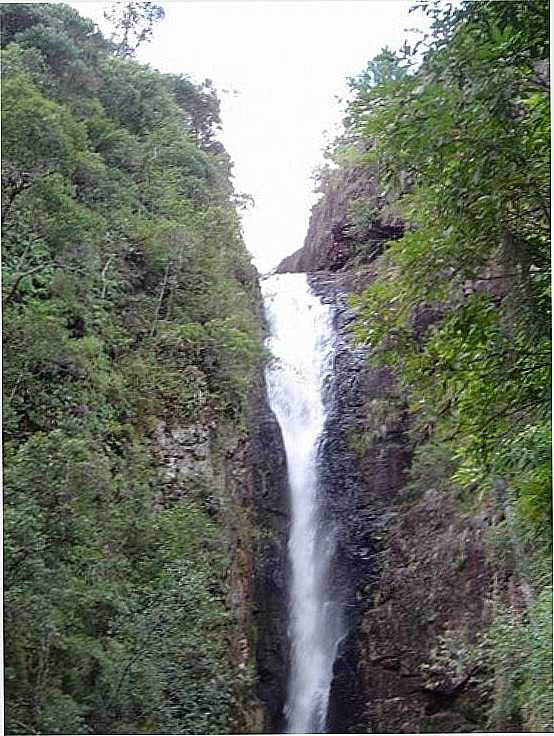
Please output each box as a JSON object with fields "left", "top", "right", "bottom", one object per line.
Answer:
{"left": 100, "top": 254, "right": 116, "bottom": 299}
{"left": 149, "top": 260, "right": 171, "bottom": 337}
{"left": 104, "top": 2, "right": 165, "bottom": 58}
{"left": 493, "top": 479, "right": 535, "bottom": 609}
{"left": 4, "top": 264, "right": 57, "bottom": 305}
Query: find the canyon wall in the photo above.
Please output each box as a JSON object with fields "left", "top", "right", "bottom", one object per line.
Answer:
{"left": 154, "top": 366, "right": 290, "bottom": 735}
{"left": 308, "top": 270, "right": 505, "bottom": 733}
{"left": 276, "top": 161, "right": 404, "bottom": 275}
{"left": 248, "top": 373, "right": 291, "bottom": 733}
{"left": 274, "top": 167, "right": 523, "bottom": 733}
{"left": 152, "top": 279, "right": 291, "bottom": 734}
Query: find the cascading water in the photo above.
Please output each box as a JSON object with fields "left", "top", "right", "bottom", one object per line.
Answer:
{"left": 262, "top": 273, "right": 344, "bottom": 734}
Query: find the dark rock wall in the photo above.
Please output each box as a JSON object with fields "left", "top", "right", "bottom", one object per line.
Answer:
{"left": 306, "top": 271, "right": 501, "bottom": 734}
{"left": 309, "top": 272, "right": 413, "bottom": 733}
{"left": 248, "top": 370, "right": 291, "bottom": 734}
{"left": 311, "top": 273, "right": 373, "bottom": 733}
{"left": 239, "top": 281, "right": 292, "bottom": 734}
{"left": 358, "top": 489, "right": 502, "bottom": 734}
{"left": 276, "top": 163, "right": 404, "bottom": 275}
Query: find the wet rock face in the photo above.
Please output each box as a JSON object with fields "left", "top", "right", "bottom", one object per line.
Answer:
{"left": 248, "top": 374, "right": 291, "bottom": 734}
{"left": 308, "top": 272, "right": 412, "bottom": 733}
{"left": 359, "top": 488, "right": 499, "bottom": 734}
{"left": 307, "top": 272, "right": 498, "bottom": 734}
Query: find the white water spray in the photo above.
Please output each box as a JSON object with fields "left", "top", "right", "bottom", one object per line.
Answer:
{"left": 262, "top": 273, "right": 344, "bottom": 734}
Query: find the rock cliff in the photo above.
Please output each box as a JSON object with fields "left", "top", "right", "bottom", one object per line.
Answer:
{"left": 271, "top": 148, "right": 527, "bottom": 731}
{"left": 248, "top": 373, "right": 291, "bottom": 733}
{"left": 153, "top": 370, "right": 290, "bottom": 734}
{"left": 152, "top": 276, "right": 291, "bottom": 735}
{"left": 304, "top": 269, "right": 510, "bottom": 733}
{"left": 276, "top": 162, "right": 404, "bottom": 274}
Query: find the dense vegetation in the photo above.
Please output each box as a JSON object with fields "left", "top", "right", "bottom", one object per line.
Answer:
{"left": 3, "top": 1, "right": 551, "bottom": 733}
{"left": 2, "top": 4, "right": 262, "bottom": 734}
{"left": 327, "top": 1, "right": 551, "bottom": 730}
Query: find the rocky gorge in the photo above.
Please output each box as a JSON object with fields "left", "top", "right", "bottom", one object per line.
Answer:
{"left": 304, "top": 269, "right": 502, "bottom": 733}
{"left": 3, "top": 3, "right": 549, "bottom": 734}
{"left": 150, "top": 252, "right": 530, "bottom": 734}
{"left": 143, "top": 111, "right": 550, "bottom": 734}
{"left": 251, "top": 143, "right": 545, "bottom": 731}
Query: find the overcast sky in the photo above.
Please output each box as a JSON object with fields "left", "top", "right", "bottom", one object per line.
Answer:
{"left": 71, "top": 1, "right": 428, "bottom": 273}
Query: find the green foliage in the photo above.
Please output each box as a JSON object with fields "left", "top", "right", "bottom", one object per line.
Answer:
{"left": 349, "top": 389, "right": 405, "bottom": 455}
{"left": 347, "top": 197, "right": 379, "bottom": 243}
{"left": 348, "top": 46, "right": 410, "bottom": 94}
{"left": 482, "top": 589, "right": 553, "bottom": 732}
{"left": 2, "top": 3, "right": 261, "bottom": 734}
{"left": 347, "top": 0, "right": 550, "bottom": 520}
{"left": 1, "top": 3, "right": 109, "bottom": 96}
{"left": 405, "top": 441, "right": 460, "bottom": 499}
{"left": 2, "top": 71, "right": 88, "bottom": 180}
{"left": 341, "top": 1, "right": 550, "bottom": 728}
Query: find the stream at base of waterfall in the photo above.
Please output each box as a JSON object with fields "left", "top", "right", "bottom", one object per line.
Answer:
{"left": 262, "top": 273, "right": 345, "bottom": 734}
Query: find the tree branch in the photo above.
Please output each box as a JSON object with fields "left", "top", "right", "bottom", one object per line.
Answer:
{"left": 4, "top": 264, "right": 56, "bottom": 305}
{"left": 100, "top": 254, "right": 116, "bottom": 299}
{"left": 150, "top": 260, "right": 171, "bottom": 337}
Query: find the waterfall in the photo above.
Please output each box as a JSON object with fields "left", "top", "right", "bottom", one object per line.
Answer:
{"left": 262, "top": 273, "right": 344, "bottom": 734}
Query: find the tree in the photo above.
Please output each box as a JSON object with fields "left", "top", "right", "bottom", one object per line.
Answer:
{"left": 104, "top": 1, "right": 165, "bottom": 58}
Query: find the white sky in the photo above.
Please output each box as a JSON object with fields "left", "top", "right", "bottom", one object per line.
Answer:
{"left": 69, "top": 1, "right": 428, "bottom": 273}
